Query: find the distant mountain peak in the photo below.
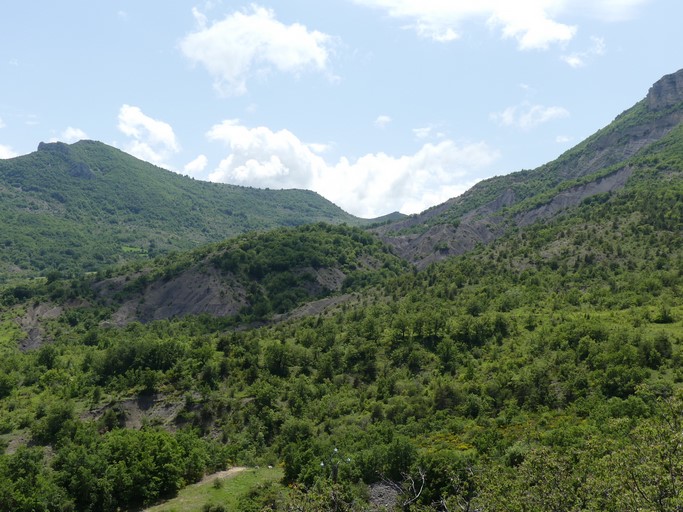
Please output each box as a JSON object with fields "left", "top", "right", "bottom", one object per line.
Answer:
{"left": 647, "top": 68, "right": 683, "bottom": 110}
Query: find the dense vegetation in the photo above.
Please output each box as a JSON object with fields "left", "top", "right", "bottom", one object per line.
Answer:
{"left": 0, "top": 140, "right": 371, "bottom": 279}
{"left": 1, "top": 72, "right": 682, "bottom": 510}
{"left": 0, "top": 132, "right": 680, "bottom": 510}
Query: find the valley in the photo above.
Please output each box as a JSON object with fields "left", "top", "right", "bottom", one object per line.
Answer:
{"left": 0, "top": 70, "right": 681, "bottom": 511}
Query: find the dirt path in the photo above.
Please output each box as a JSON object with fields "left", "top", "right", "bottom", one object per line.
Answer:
{"left": 196, "top": 466, "right": 248, "bottom": 485}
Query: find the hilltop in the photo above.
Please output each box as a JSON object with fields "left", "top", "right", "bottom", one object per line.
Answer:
{"left": 0, "top": 140, "right": 379, "bottom": 279}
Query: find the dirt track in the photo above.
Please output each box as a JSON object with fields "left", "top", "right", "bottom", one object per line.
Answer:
{"left": 196, "top": 466, "right": 248, "bottom": 485}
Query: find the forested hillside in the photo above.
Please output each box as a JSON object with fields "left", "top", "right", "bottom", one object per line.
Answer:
{"left": 0, "top": 111, "right": 681, "bottom": 510}
{"left": 0, "top": 140, "right": 373, "bottom": 279}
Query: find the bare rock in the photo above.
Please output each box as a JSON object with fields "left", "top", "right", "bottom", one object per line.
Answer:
{"left": 647, "top": 68, "right": 683, "bottom": 110}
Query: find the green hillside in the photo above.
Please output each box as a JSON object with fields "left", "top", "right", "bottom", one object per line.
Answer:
{"left": 0, "top": 140, "right": 365, "bottom": 279}
{"left": 0, "top": 108, "right": 681, "bottom": 510}
{"left": 91, "top": 222, "right": 409, "bottom": 325}
{"left": 0, "top": 70, "right": 682, "bottom": 511}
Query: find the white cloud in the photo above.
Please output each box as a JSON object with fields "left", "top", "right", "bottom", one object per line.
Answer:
{"left": 374, "top": 115, "right": 392, "bottom": 128}
{"left": 352, "top": 0, "right": 576, "bottom": 49}
{"left": 562, "top": 36, "right": 606, "bottom": 68}
{"left": 206, "top": 119, "right": 499, "bottom": 218}
{"left": 307, "top": 142, "right": 332, "bottom": 154}
{"left": 491, "top": 102, "right": 570, "bottom": 130}
{"left": 562, "top": 54, "right": 585, "bottom": 68}
{"left": 0, "top": 144, "right": 18, "bottom": 159}
{"left": 352, "top": 0, "right": 649, "bottom": 49}
{"left": 117, "top": 105, "right": 179, "bottom": 167}
{"left": 413, "top": 124, "right": 447, "bottom": 141}
{"left": 0, "top": 117, "right": 5, "bottom": 129}
{"left": 180, "top": 5, "right": 333, "bottom": 96}
{"left": 556, "top": 135, "right": 573, "bottom": 143}
{"left": 50, "top": 127, "right": 88, "bottom": 144}
{"left": 207, "top": 120, "right": 323, "bottom": 189}
{"left": 413, "top": 126, "right": 432, "bottom": 139}
{"left": 184, "top": 154, "right": 208, "bottom": 175}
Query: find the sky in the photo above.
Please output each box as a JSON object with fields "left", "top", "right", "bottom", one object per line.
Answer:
{"left": 0, "top": 0, "right": 681, "bottom": 218}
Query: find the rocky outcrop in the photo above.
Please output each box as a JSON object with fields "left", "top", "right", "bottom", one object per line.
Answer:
{"left": 37, "top": 141, "right": 71, "bottom": 155}
{"left": 647, "top": 68, "right": 683, "bottom": 110}
{"left": 38, "top": 141, "right": 95, "bottom": 179}
{"left": 68, "top": 161, "right": 95, "bottom": 179}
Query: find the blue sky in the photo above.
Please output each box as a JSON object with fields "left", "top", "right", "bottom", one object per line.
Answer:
{"left": 0, "top": 0, "right": 680, "bottom": 217}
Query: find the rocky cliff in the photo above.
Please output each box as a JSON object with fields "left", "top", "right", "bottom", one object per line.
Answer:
{"left": 647, "top": 68, "right": 683, "bottom": 110}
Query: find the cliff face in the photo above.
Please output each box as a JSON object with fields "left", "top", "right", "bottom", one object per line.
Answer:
{"left": 647, "top": 69, "right": 683, "bottom": 110}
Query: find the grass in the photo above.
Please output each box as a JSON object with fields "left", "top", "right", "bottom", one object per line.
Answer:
{"left": 145, "top": 466, "right": 284, "bottom": 512}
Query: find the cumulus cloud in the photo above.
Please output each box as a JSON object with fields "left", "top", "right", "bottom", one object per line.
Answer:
{"left": 180, "top": 5, "right": 333, "bottom": 96}
{"left": 352, "top": 0, "right": 649, "bottom": 49}
{"left": 491, "top": 102, "right": 570, "bottom": 130}
{"left": 0, "top": 144, "right": 18, "bottom": 159}
{"left": 374, "top": 115, "right": 392, "bottom": 128}
{"left": 50, "top": 127, "right": 88, "bottom": 144}
{"left": 562, "top": 36, "right": 606, "bottom": 68}
{"left": 206, "top": 119, "right": 499, "bottom": 218}
{"left": 184, "top": 154, "right": 208, "bottom": 175}
{"left": 117, "top": 105, "right": 180, "bottom": 168}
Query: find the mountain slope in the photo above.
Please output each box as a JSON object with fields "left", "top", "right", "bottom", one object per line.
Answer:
{"left": 377, "top": 68, "right": 683, "bottom": 267}
{"left": 0, "top": 69, "right": 682, "bottom": 511}
{"left": 0, "top": 113, "right": 681, "bottom": 510}
{"left": 0, "top": 140, "right": 368, "bottom": 278}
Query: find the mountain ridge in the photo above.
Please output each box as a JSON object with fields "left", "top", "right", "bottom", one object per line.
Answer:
{"left": 376, "top": 68, "right": 683, "bottom": 267}
{"left": 0, "top": 140, "right": 393, "bottom": 278}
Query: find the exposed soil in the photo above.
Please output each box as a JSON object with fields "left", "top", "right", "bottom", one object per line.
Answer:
{"left": 107, "top": 267, "right": 247, "bottom": 326}
{"left": 196, "top": 466, "right": 248, "bottom": 486}
{"left": 83, "top": 393, "right": 187, "bottom": 430}
{"left": 15, "top": 302, "right": 62, "bottom": 351}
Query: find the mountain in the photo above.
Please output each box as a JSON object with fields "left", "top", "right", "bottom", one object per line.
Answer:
{"left": 376, "top": 68, "right": 683, "bottom": 267}
{"left": 0, "top": 70, "right": 681, "bottom": 511}
{"left": 0, "top": 140, "right": 377, "bottom": 279}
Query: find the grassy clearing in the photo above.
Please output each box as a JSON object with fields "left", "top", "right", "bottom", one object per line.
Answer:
{"left": 145, "top": 466, "right": 284, "bottom": 512}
